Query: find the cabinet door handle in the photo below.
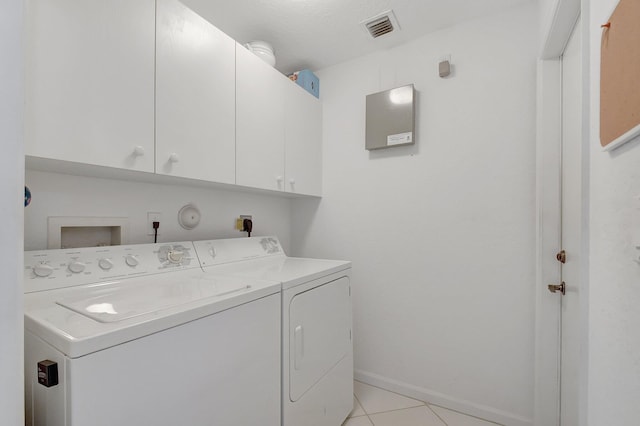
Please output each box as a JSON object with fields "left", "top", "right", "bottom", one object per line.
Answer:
{"left": 294, "top": 325, "right": 304, "bottom": 370}
{"left": 289, "top": 178, "right": 296, "bottom": 186}
{"left": 168, "top": 153, "right": 180, "bottom": 163}
{"left": 132, "top": 145, "right": 145, "bottom": 156}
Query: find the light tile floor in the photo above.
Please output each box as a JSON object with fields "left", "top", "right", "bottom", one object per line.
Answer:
{"left": 342, "top": 381, "right": 502, "bottom": 426}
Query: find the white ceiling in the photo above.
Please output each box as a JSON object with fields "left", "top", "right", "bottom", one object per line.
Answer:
{"left": 181, "top": 0, "right": 533, "bottom": 75}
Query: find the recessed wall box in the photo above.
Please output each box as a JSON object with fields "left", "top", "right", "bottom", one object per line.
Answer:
{"left": 365, "top": 84, "right": 415, "bottom": 150}
{"left": 47, "top": 217, "right": 129, "bottom": 249}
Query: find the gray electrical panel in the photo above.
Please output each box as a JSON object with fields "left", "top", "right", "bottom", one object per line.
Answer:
{"left": 365, "top": 84, "right": 415, "bottom": 150}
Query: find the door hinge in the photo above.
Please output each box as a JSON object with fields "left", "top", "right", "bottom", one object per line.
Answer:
{"left": 548, "top": 281, "right": 566, "bottom": 295}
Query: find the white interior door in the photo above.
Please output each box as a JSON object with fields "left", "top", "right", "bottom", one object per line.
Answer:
{"left": 557, "top": 15, "right": 582, "bottom": 426}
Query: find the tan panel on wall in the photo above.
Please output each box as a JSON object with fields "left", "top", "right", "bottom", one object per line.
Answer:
{"left": 600, "top": 0, "right": 640, "bottom": 147}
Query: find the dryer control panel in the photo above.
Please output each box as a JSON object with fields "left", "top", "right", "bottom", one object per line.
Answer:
{"left": 24, "top": 242, "right": 198, "bottom": 293}
{"left": 193, "top": 236, "right": 284, "bottom": 267}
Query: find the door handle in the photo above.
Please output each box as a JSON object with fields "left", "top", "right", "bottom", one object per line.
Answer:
{"left": 548, "top": 282, "right": 566, "bottom": 295}
{"left": 294, "top": 325, "right": 304, "bottom": 370}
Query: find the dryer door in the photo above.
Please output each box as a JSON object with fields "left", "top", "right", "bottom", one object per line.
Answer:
{"left": 289, "top": 276, "right": 351, "bottom": 402}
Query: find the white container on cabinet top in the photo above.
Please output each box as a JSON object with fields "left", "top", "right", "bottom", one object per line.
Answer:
{"left": 155, "top": 0, "right": 236, "bottom": 184}
{"left": 25, "top": 0, "right": 155, "bottom": 172}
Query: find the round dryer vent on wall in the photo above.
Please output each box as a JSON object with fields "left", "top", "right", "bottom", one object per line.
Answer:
{"left": 178, "top": 203, "right": 201, "bottom": 230}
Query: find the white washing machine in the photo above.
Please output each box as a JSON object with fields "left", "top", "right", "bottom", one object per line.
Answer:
{"left": 192, "top": 236, "right": 353, "bottom": 426}
{"left": 24, "top": 241, "right": 281, "bottom": 426}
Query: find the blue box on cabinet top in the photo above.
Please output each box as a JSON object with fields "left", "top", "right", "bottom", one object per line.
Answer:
{"left": 290, "top": 69, "right": 319, "bottom": 98}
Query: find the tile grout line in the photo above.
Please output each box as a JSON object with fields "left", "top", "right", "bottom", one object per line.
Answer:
{"left": 354, "top": 380, "right": 502, "bottom": 426}
{"left": 425, "top": 403, "right": 449, "bottom": 426}
{"left": 355, "top": 380, "right": 425, "bottom": 403}
{"left": 428, "top": 403, "right": 504, "bottom": 426}
{"left": 354, "top": 379, "right": 430, "bottom": 425}
{"left": 352, "top": 393, "right": 375, "bottom": 425}
{"left": 364, "top": 403, "right": 428, "bottom": 417}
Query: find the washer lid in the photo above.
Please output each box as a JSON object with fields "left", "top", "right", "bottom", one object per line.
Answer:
{"left": 56, "top": 274, "right": 251, "bottom": 323}
{"left": 25, "top": 271, "right": 281, "bottom": 358}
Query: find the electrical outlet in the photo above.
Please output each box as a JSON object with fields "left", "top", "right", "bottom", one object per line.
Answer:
{"left": 147, "top": 212, "right": 162, "bottom": 235}
{"left": 236, "top": 215, "right": 252, "bottom": 231}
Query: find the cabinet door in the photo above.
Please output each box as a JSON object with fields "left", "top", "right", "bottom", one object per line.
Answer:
{"left": 285, "top": 85, "right": 322, "bottom": 196}
{"left": 156, "top": 0, "right": 236, "bottom": 183}
{"left": 25, "top": 0, "right": 155, "bottom": 172}
{"left": 236, "top": 45, "right": 286, "bottom": 191}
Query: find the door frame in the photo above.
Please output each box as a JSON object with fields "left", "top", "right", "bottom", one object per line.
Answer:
{"left": 534, "top": 0, "right": 588, "bottom": 425}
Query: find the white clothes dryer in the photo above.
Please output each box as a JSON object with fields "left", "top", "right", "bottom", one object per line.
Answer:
{"left": 193, "top": 236, "right": 353, "bottom": 426}
{"left": 24, "top": 242, "right": 281, "bottom": 426}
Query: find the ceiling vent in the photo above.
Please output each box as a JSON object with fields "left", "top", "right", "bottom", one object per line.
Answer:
{"left": 361, "top": 10, "right": 400, "bottom": 39}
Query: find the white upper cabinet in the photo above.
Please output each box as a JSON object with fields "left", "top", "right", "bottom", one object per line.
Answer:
{"left": 155, "top": 0, "right": 236, "bottom": 183}
{"left": 25, "top": 0, "right": 322, "bottom": 196}
{"left": 285, "top": 84, "right": 322, "bottom": 196}
{"left": 236, "top": 44, "right": 286, "bottom": 192}
{"left": 25, "top": 0, "right": 155, "bottom": 172}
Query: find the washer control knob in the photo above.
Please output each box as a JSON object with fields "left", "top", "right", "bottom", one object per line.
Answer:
{"left": 167, "top": 250, "right": 184, "bottom": 264}
{"left": 33, "top": 263, "right": 54, "bottom": 277}
{"left": 68, "top": 261, "right": 86, "bottom": 274}
{"left": 98, "top": 258, "right": 114, "bottom": 270}
{"left": 124, "top": 255, "right": 139, "bottom": 267}
{"left": 208, "top": 247, "right": 216, "bottom": 259}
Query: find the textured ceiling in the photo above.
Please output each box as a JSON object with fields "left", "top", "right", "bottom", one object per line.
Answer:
{"left": 181, "top": 0, "right": 533, "bottom": 75}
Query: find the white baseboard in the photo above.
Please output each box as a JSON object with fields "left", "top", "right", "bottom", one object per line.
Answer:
{"left": 354, "top": 369, "right": 533, "bottom": 426}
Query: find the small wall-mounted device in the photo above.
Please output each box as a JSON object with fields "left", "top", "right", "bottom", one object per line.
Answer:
{"left": 439, "top": 60, "right": 451, "bottom": 78}
{"left": 365, "top": 84, "right": 416, "bottom": 150}
{"left": 439, "top": 54, "right": 452, "bottom": 78}
{"left": 37, "top": 360, "right": 59, "bottom": 387}
{"left": 178, "top": 203, "right": 201, "bottom": 230}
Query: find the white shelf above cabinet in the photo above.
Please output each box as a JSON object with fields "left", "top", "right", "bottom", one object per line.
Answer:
{"left": 26, "top": 156, "right": 319, "bottom": 199}
{"left": 25, "top": 0, "right": 155, "bottom": 173}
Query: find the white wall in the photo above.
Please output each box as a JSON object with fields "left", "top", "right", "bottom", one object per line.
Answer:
{"left": 0, "top": 0, "right": 24, "bottom": 424}
{"left": 25, "top": 171, "right": 293, "bottom": 252}
{"left": 292, "top": 4, "right": 537, "bottom": 425}
{"left": 588, "top": 0, "right": 640, "bottom": 424}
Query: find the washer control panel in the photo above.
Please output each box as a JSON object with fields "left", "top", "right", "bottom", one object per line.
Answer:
{"left": 24, "top": 242, "right": 197, "bottom": 293}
